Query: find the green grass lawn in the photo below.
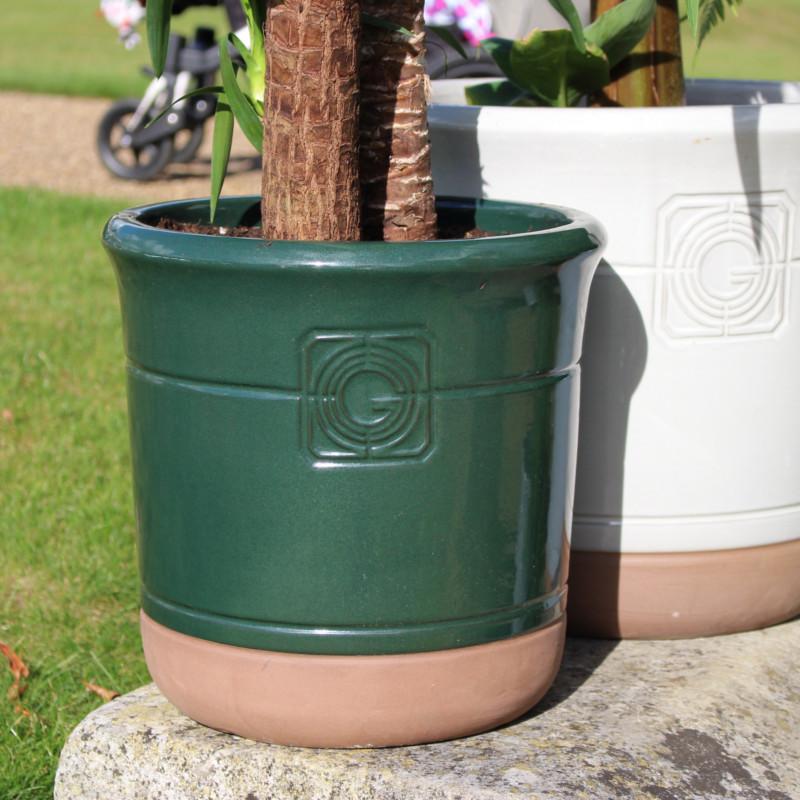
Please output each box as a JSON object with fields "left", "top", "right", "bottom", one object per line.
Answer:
{"left": 0, "top": 187, "right": 149, "bottom": 800}
{"left": 681, "top": 0, "right": 800, "bottom": 81}
{"left": 0, "top": 0, "right": 797, "bottom": 99}
{"left": 0, "top": 0, "right": 225, "bottom": 98}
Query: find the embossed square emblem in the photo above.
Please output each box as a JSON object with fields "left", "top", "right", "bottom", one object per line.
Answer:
{"left": 656, "top": 193, "right": 793, "bottom": 341}
{"left": 302, "top": 330, "right": 432, "bottom": 463}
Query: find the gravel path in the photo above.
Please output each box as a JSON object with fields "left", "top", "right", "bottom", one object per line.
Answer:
{"left": 0, "top": 91, "right": 261, "bottom": 202}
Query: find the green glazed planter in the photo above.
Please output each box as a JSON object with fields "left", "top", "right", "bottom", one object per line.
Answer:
{"left": 105, "top": 196, "right": 605, "bottom": 747}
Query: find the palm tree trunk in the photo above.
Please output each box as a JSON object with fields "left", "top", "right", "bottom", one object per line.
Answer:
{"left": 593, "top": 0, "right": 685, "bottom": 107}
{"left": 360, "top": 0, "right": 438, "bottom": 241}
{"left": 261, "top": 0, "right": 362, "bottom": 241}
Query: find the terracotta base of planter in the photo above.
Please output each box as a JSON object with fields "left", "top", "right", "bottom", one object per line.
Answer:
{"left": 568, "top": 539, "right": 800, "bottom": 639}
{"left": 140, "top": 612, "right": 565, "bottom": 748}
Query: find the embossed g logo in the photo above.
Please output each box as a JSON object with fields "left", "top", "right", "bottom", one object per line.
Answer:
{"left": 303, "top": 331, "right": 432, "bottom": 463}
{"left": 656, "top": 194, "right": 790, "bottom": 340}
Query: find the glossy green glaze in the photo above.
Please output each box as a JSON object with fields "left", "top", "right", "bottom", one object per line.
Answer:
{"left": 105, "top": 196, "right": 604, "bottom": 656}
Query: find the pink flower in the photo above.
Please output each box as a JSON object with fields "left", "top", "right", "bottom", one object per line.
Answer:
{"left": 424, "top": 0, "right": 493, "bottom": 47}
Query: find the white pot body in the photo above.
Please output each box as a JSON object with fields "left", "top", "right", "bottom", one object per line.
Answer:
{"left": 430, "top": 80, "right": 800, "bottom": 554}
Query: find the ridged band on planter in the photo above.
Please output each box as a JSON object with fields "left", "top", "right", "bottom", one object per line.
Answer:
{"left": 105, "top": 196, "right": 604, "bottom": 660}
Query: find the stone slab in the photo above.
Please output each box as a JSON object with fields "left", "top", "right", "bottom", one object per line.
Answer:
{"left": 55, "top": 620, "right": 800, "bottom": 800}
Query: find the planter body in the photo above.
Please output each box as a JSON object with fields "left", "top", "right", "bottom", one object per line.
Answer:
{"left": 430, "top": 80, "right": 800, "bottom": 637}
{"left": 105, "top": 197, "right": 604, "bottom": 745}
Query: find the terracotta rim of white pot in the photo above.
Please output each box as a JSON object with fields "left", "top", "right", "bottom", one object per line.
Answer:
{"left": 568, "top": 538, "right": 800, "bottom": 639}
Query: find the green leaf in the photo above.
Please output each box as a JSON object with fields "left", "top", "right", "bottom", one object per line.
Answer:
{"left": 230, "top": 34, "right": 266, "bottom": 106}
{"left": 241, "top": 0, "right": 265, "bottom": 41}
{"left": 480, "top": 37, "right": 515, "bottom": 79}
{"left": 690, "top": 0, "right": 742, "bottom": 49}
{"left": 144, "top": 86, "right": 223, "bottom": 128}
{"left": 584, "top": 0, "right": 656, "bottom": 68}
{"left": 464, "top": 80, "right": 534, "bottom": 107}
{"left": 361, "top": 14, "right": 413, "bottom": 38}
{"left": 547, "top": 0, "right": 586, "bottom": 53}
{"left": 219, "top": 37, "right": 263, "bottom": 153}
{"left": 686, "top": 0, "right": 700, "bottom": 38}
{"left": 209, "top": 93, "right": 234, "bottom": 224}
{"left": 146, "top": 0, "right": 174, "bottom": 77}
{"left": 509, "top": 29, "right": 609, "bottom": 107}
{"left": 238, "top": 0, "right": 266, "bottom": 97}
{"left": 230, "top": 33, "right": 252, "bottom": 69}
{"left": 427, "top": 24, "right": 469, "bottom": 60}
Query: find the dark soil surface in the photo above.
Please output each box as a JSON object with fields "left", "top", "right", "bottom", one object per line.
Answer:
{"left": 156, "top": 217, "right": 495, "bottom": 240}
{"left": 155, "top": 218, "right": 261, "bottom": 238}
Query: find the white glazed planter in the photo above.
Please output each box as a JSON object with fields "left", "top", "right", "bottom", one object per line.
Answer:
{"left": 430, "top": 79, "right": 800, "bottom": 637}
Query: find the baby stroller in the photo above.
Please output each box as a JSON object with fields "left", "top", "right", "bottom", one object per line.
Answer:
{"left": 96, "top": 0, "right": 503, "bottom": 181}
{"left": 97, "top": 0, "right": 245, "bottom": 180}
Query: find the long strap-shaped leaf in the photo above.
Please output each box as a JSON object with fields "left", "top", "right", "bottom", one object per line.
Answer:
{"left": 219, "top": 37, "right": 263, "bottom": 153}
{"left": 210, "top": 93, "right": 234, "bottom": 223}
{"left": 241, "top": 0, "right": 265, "bottom": 41}
{"left": 146, "top": 0, "right": 174, "bottom": 78}
{"left": 242, "top": 0, "right": 266, "bottom": 101}
{"left": 144, "top": 86, "right": 223, "bottom": 128}
{"left": 548, "top": 0, "right": 587, "bottom": 52}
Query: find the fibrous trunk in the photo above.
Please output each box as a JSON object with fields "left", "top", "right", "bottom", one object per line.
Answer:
{"left": 360, "top": 0, "right": 438, "bottom": 241}
{"left": 261, "top": 0, "right": 362, "bottom": 241}
{"left": 592, "top": 0, "right": 685, "bottom": 107}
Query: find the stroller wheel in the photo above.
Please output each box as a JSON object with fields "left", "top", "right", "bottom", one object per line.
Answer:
{"left": 97, "top": 98, "right": 174, "bottom": 181}
{"left": 171, "top": 123, "right": 205, "bottom": 164}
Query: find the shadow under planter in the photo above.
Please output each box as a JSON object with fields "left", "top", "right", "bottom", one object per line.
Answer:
{"left": 568, "top": 261, "right": 647, "bottom": 637}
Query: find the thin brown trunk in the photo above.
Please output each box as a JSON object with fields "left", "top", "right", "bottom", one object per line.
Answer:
{"left": 592, "top": 0, "right": 685, "bottom": 107}
{"left": 360, "top": 0, "right": 437, "bottom": 241}
{"left": 261, "top": 0, "right": 361, "bottom": 241}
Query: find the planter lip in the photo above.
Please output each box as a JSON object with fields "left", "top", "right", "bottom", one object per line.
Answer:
{"left": 103, "top": 195, "right": 605, "bottom": 276}
{"left": 430, "top": 77, "right": 800, "bottom": 126}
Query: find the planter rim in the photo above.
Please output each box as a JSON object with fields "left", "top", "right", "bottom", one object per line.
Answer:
{"left": 103, "top": 195, "right": 605, "bottom": 276}
{"left": 430, "top": 77, "right": 800, "bottom": 122}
